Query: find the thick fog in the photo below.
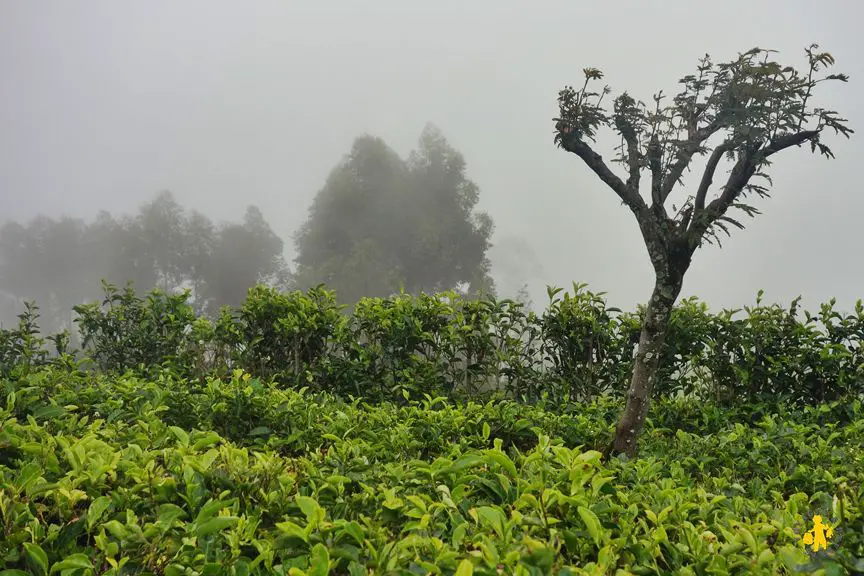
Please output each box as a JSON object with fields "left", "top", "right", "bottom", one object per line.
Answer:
{"left": 1, "top": 0, "right": 862, "bottom": 320}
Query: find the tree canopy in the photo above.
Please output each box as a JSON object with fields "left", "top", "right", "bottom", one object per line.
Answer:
{"left": 0, "top": 192, "right": 289, "bottom": 331}
{"left": 293, "top": 124, "right": 495, "bottom": 304}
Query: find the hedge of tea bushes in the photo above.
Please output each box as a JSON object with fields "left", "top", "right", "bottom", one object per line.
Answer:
{"left": 1, "top": 368, "right": 862, "bottom": 574}
{"left": 4, "top": 282, "right": 861, "bottom": 407}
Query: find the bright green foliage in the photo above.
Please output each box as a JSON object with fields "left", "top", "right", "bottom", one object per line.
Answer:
{"left": 1, "top": 367, "right": 862, "bottom": 574}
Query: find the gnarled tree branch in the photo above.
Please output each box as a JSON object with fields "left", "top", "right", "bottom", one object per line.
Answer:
{"left": 646, "top": 133, "right": 663, "bottom": 207}
{"left": 690, "top": 129, "right": 821, "bottom": 241}
{"left": 559, "top": 131, "right": 648, "bottom": 215}
{"left": 693, "top": 140, "right": 735, "bottom": 214}
{"left": 762, "top": 129, "right": 820, "bottom": 158}
{"left": 622, "top": 132, "right": 642, "bottom": 197}
{"left": 659, "top": 120, "right": 726, "bottom": 204}
{"left": 613, "top": 93, "right": 644, "bottom": 198}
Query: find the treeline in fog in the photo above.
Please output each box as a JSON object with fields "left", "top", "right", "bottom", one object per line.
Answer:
{"left": 0, "top": 124, "right": 504, "bottom": 334}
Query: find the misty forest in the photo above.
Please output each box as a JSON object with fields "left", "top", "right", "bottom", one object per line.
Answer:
{"left": 1, "top": 5, "right": 863, "bottom": 575}
{"left": 0, "top": 124, "right": 496, "bottom": 329}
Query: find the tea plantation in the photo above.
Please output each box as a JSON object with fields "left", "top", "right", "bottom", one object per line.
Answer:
{"left": 1, "top": 286, "right": 863, "bottom": 574}
{"left": 0, "top": 368, "right": 861, "bottom": 575}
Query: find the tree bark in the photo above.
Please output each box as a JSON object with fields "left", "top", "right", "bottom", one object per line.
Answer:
{"left": 609, "top": 275, "right": 683, "bottom": 457}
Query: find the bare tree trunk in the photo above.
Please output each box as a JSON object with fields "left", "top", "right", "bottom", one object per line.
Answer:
{"left": 609, "top": 276, "right": 682, "bottom": 457}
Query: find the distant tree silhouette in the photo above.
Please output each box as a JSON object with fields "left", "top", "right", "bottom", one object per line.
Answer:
{"left": 294, "top": 124, "right": 495, "bottom": 304}
{"left": 0, "top": 192, "right": 290, "bottom": 329}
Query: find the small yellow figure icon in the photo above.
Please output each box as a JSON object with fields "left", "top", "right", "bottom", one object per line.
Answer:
{"left": 801, "top": 515, "right": 834, "bottom": 552}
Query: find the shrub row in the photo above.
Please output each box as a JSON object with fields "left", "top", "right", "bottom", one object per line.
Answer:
{"left": 2, "top": 282, "right": 863, "bottom": 406}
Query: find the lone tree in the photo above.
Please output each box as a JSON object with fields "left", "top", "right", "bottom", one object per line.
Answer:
{"left": 554, "top": 45, "right": 852, "bottom": 457}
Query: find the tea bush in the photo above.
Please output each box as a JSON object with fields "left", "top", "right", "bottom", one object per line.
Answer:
{"left": 73, "top": 283, "right": 198, "bottom": 376}
{"left": 1, "top": 367, "right": 862, "bottom": 574}
{"left": 53, "top": 283, "right": 864, "bottom": 405}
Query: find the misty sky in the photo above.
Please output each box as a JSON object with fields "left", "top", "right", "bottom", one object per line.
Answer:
{"left": 1, "top": 0, "right": 862, "bottom": 313}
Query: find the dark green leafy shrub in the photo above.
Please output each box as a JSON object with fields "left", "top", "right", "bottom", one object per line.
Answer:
{"left": 26, "top": 281, "right": 863, "bottom": 407}
{"left": 0, "top": 302, "right": 48, "bottom": 378}
{"left": 234, "top": 285, "right": 345, "bottom": 385}
{"left": 541, "top": 284, "right": 630, "bottom": 402}
{"left": 73, "top": 282, "right": 198, "bottom": 376}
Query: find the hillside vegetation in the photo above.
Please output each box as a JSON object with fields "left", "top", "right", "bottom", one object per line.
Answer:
{"left": 1, "top": 285, "right": 863, "bottom": 574}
